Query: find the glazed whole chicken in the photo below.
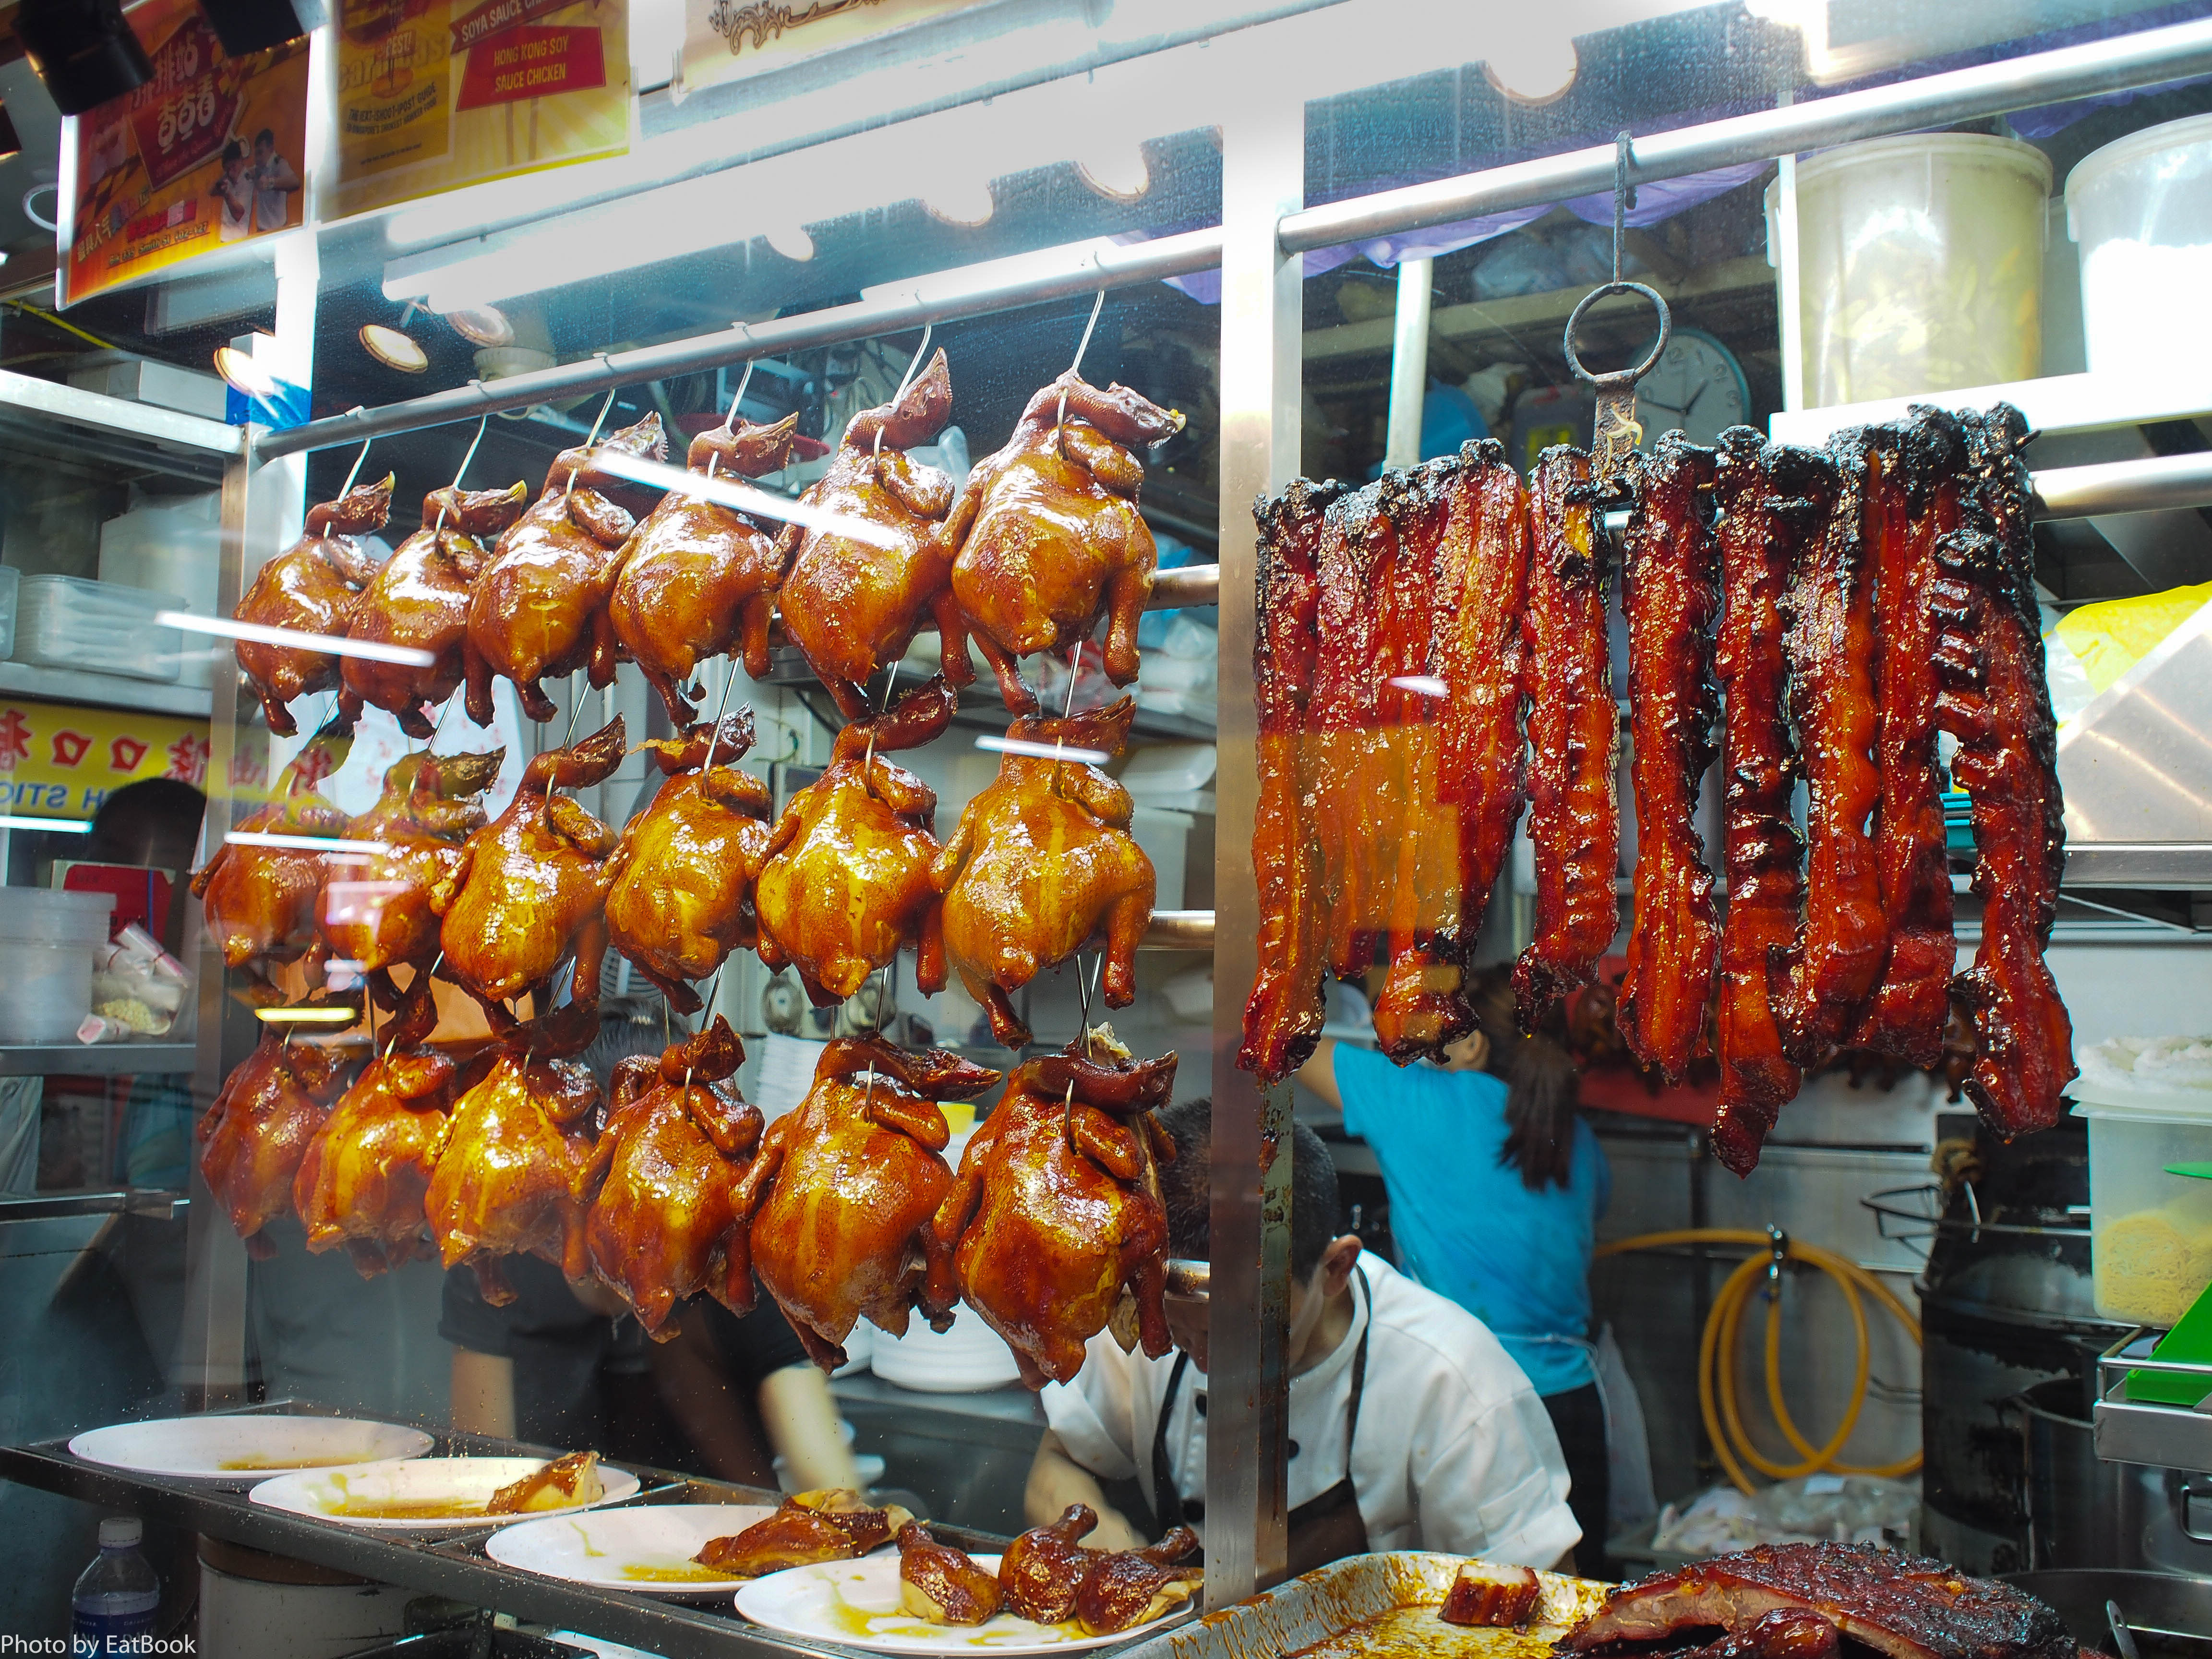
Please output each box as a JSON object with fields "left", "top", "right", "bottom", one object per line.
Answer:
{"left": 199, "top": 1023, "right": 353, "bottom": 1258}
{"left": 339, "top": 482, "right": 528, "bottom": 735}
{"left": 424, "top": 1009, "right": 605, "bottom": 1304}
{"left": 434, "top": 718, "right": 624, "bottom": 1019}
{"left": 753, "top": 677, "right": 954, "bottom": 1006}
{"left": 937, "top": 697, "right": 1155, "bottom": 1048}
{"left": 317, "top": 746, "right": 502, "bottom": 998}
{"left": 929, "top": 1034, "right": 1176, "bottom": 1388}
{"left": 604, "top": 710, "right": 773, "bottom": 1014}
{"left": 607, "top": 413, "right": 823, "bottom": 723}
{"left": 464, "top": 413, "right": 666, "bottom": 724}
{"left": 585, "top": 1016, "right": 764, "bottom": 1337}
{"left": 232, "top": 476, "right": 394, "bottom": 736}
{"left": 734, "top": 1036, "right": 1000, "bottom": 1370}
{"left": 944, "top": 371, "right": 1184, "bottom": 712}
{"left": 293, "top": 974, "right": 464, "bottom": 1276}
{"left": 774, "top": 350, "right": 968, "bottom": 718}
{"left": 192, "top": 725, "right": 354, "bottom": 999}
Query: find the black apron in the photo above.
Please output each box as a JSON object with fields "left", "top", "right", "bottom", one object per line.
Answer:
{"left": 1149, "top": 1266, "right": 1373, "bottom": 1575}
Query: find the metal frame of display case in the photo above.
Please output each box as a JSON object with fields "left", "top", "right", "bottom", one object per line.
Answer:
{"left": 0, "top": 10, "right": 2202, "bottom": 1646}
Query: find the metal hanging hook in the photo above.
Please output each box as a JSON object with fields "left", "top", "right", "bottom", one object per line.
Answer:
{"left": 1563, "top": 130, "right": 1672, "bottom": 482}
{"left": 722, "top": 361, "right": 757, "bottom": 433}
{"left": 564, "top": 388, "right": 620, "bottom": 496}
{"left": 340, "top": 437, "right": 374, "bottom": 496}
{"left": 874, "top": 321, "right": 934, "bottom": 466}
{"left": 433, "top": 415, "right": 492, "bottom": 535}
{"left": 1057, "top": 289, "right": 1107, "bottom": 460}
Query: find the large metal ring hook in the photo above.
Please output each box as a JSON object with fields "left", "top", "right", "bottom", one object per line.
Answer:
{"left": 1562, "top": 281, "right": 1672, "bottom": 389}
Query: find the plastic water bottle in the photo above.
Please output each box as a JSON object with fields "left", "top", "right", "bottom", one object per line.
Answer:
{"left": 71, "top": 1516, "right": 158, "bottom": 1655}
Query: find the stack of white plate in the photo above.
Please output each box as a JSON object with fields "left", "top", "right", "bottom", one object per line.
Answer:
{"left": 868, "top": 1309, "right": 1022, "bottom": 1394}
{"left": 12, "top": 576, "right": 184, "bottom": 682}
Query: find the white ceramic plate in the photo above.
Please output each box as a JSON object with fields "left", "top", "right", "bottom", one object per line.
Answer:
{"left": 250, "top": 1456, "right": 640, "bottom": 1533}
{"left": 69, "top": 1416, "right": 433, "bottom": 1482}
{"left": 734, "top": 1553, "right": 1194, "bottom": 1654}
{"left": 484, "top": 1503, "right": 778, "bottom": 1593}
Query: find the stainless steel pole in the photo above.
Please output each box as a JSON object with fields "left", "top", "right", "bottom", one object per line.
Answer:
{"left": 1382, "top": 256, "right": 1433, "bottom": 470}
{"left": 1205, "top": 91, "right": 1302, "bottom": 1609}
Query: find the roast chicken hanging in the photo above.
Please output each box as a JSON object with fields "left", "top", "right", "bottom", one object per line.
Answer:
{"left": 464, "top": 412, "right": 666, "bottom": 724}
{"left": 774, "top": 350, "right": 967, "bottom": 718}
{"left": 199, "top": 1022, "right": 353, "bottom": 1258}
{"left": 232, "top": 475, "right": 394, "bottom": 736}
{"left": 753, "top": 677, "right": 954, "bottom": 1006}
{"left": 607, "top": 413, "right": 822, "bottom": 723}
{"left": 937, "top": 697, "right": 1155, "bottom": 1049}
{"left": 340, "top": 482, "right": 528, "bottom": 735}
{"left": 929, "top": 1035, "right": 1177, "bottom": 1388}
{"left": 734, "top": 1035, "right": 1000, "bottom": 1371}
{"left": 586, "top": 1017, "right": 764, "bottom": 1338}
{"left": 192, "top": 724, "right": 354, "bottom": 1000}
{"left": 604, "top": 710, "right": 773, "bottom": 1014}
{"left": 943, "top": 371, "right": 1184, "bottom": 712}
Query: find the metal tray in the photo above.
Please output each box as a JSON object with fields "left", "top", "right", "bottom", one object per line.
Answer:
{"left": 1119, "top": 1553, "right": 1604, "bottom": 1659}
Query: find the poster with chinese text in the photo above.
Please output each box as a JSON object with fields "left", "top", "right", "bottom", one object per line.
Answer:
{"left": 676, "top": 0, "right": 981, "bottom": 99}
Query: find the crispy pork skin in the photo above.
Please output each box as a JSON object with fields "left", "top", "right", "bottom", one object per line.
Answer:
{"left": 1440, "top": 1559, "right": 1541, "bottom": 1627}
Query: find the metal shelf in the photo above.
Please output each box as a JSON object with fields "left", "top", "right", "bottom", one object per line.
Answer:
{"left": 2096, "top": 1331, "right": 2212, "bottom": 1474}
{"left": 0, "top": 1189, "right": 186, "bottom": 1223}
{"left": 0, "top": 1042, "right": 196, "bottom": 1076}
{"left": 1767, "top": 371, "right": 2212, "bottom": 449}
{"left": 0, "top": 662, "right": 214, "bottom": 719}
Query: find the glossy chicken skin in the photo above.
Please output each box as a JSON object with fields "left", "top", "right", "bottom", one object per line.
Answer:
{"left": 424, "top": 1019, "right": 604, "bottom": 1304}
{"left": 233, "top": 477, "right": 393, "bottom": 736}
{"left": 340, "top": 482, "right": 528, "bottom": 735}
{"left": 434, "top": 718, "right": 624, "bottom": 1016}
{"left": 693, "top": 1490, "right": 916, "bottom": 1577}
{"left": 585, "top": 1017, "right": 764, "bottom": 1337}
{"left": 753, "top": 678, "right": 953, "bottom": 1005}
{"left": 318, "top": 747, "right": 502, "bottom": 994}
{"left": 774, "top": 350, "right": 967, "bottom": 718}
{"left": 605, "top": 710, "right": 773, "bottom": 1014}
{"left": 736, "top": 1037, "right": 1000, "bottom": 1370}
{"left": 944, "top": 372, "right": 1184, "bottom": 712}
{"left": 199, "top": 1027, "right": 352, "bottom": 1258}
{"left": 937, "top": 697, "right": 1155, "bottom": 1049}
{"left": 293, "top": 975, "right": 462, "bottom": 1276}
{"left": 929, "top": 1041, "right": 1176, "bottom": 1389}
{"left": 898, "top": 1523, "right": 1003, "bottom": 1624}
{"left": 192, "top": 726, "right": 354, "bottom": 997}
{"left": 608, "top": 416, "right": 821, "bottom": 723}
{"left": 464, "top": 414, "right": 666, "bottom": 724}
{"left": 1074, "top": 1527, "right": 1203, "bottom": 1635}
{"left": 999, "top": 1503, "right": 1103, "bottom": 1624}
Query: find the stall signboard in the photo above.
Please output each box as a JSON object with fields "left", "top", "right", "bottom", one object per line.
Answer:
{"left": 0, "top": 700, "right": 216, "bottom": 821}
{"left": 331, "top": 0, "right": 631, "bottom": 218}
{"left": 677, "top": 0, "right": 984, "bottom": 98}
{"left": 60, "top": 0, "right": 312, "bottom": 306}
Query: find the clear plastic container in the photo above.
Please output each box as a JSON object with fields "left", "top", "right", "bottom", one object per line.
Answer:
{"left": 2065, "top": 112, "right": 2212, "bottom": 374}
{"left": 0, "top": 563, "right": 17, "bottom": 660}
{"left": 11, "top": 575, "right": 185, "bottom": 684}
{"left": 1767, "top": 133, "right": 2051, "bottom": 407}
{"left": 0, "top": 888, "right": 117, "bottom": 1044}
{"left": 2075, "top": 1035, "right": 2212, "bottom": 1325}
{"left": 72, "top": 1515, "right": 159, "bottom": 1654}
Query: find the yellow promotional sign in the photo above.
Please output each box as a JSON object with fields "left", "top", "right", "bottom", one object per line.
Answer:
{"left": 331, "top": 0, "right": 629, "bottom": 219}
{"left": 60, "top": 0, "right": 311, "bottom": 306}
{"left": 0, "top": 699, "right": 271, "bottom": 820}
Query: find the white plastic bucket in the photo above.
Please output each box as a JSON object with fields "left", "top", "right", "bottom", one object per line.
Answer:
{"left": 2066, "top": 112, "right": 2212, "bottom": 373}
{"left": 0, "top": 889, "right": 117, "bottom": 1044}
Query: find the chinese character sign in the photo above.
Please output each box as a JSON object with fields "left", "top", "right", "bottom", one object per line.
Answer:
{"left": 60, "top": 0, "right": 312, "bottom": 305}
{"left": 0, "top": 698, "right": 221, "bottom": 820}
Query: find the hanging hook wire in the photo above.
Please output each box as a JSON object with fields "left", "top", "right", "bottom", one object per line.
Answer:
{"left": 697, "top": 655, "right": 740, "bottom": 775}
{"left": 340, "top": 438, "right": 374, "bottom": 496}
{"left": 722, "top": 361, "right": 757, "bottom": 433}
{"left": 872, "top": 322, "right": 934, "bottom": 465}
{"left": 1056, "top": 289, "right": 1109, "bottom": 461}
{"left": 562, "top": 670, "right": 587, "bottom": 746}
{"left": 861, "top": 658, "right": 901, "bottom": 783}
{"left": 432, "top": 415, "right": 492, "bottom": 535}
{"left": 564, "top": 388, "right": 620, "bottom": 496}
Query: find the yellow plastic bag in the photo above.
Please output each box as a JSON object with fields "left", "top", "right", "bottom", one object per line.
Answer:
{"left": 2050, "top": 582, "right": 2212, "bottom": 698}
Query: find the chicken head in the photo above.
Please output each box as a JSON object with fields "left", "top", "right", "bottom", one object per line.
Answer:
{"left": 199, "top": 1023, "right": 353, "bottom": 1258}
{"left": 233, "top": 476, "right": 394, "bottom": 736}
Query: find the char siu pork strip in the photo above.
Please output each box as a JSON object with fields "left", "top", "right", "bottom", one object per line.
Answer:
{"left": 1771, "top": 429, "right": 1886, "bottom": 1065}
{"left": 1514, "top": 445, "right": 1621, "bottom": 1033}
{"left": 1850, "top": 410, "right": 1964, "bottom": 1065}
{"left": 1616, "top": 433, "right": 1721, "bottom": 1082}
{"left": 1238, "top": 480, "right": 1342, "bottom": 1085}
{"left": 1932, "top": 406, "right": 2075, "bottom": 1135}
{"left": 1558, "top": 1542, "right": 2077, "bottom": 1659}
{"left": 1710, "top": 433, "right": 1830, "bottom": 1173}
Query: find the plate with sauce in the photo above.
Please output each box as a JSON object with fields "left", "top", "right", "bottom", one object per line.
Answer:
{"left": 484, "top": 1503, "right": 780, "bottom": 1593}
{"left": 734, "top": 1554, "right": 1195, "bottom": 1654}
{"left": 250, "top": 1455, "right": 640, "bottom": 1532}
{"left": 69, "top": 1416, "right": 433, "bottom": 1482}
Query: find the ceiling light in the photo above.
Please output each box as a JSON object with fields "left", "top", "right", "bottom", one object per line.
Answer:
{"left": 921, "top": 179, "right": 995, "bottom": 228}
{"left": 213, "top": 344, "right": 276, "bottom": 397}
{"left": 360, "top": 324, "right": 427, "bottom": 372}
{"left": 0, "top": 814, "right": 91, "bottom": 834}
{"left": 255, "top": 1006, "right": 359, "bottom": 1024}
{"left": 1074, "top": 144, "right": 1150, "bottom": 204}
{"left": 158, "top": 610, "right": 435, "bottom": 668}
{"left": 225, "top": 831, "right": 392, "bottom": 855}
{"left": 441, "top": 305, "right": 515, "bottom": 348}
{"left": 973, "top": 734, "right": 1111, "bottom": 765}
{"left": 591, "top": 451, "right": 901, "bottom": 549}
{"left": 764, "top": 224, "right": 814, "bottom": 262}
{"left": 15, "top": 0, "right": 152, "bottom": 115}
{"left": 1483, "top": 32, "right": 1580, "bottom": 104}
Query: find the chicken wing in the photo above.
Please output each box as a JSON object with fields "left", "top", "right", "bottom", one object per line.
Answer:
{"left": 199, "top": 1025, "right": 353, "bottom": 1258}
{"left": 753, "top": 677, "right": 953, "bottom": 1006}
{"left": 944, "top": 371, "right": 1184, "bottom": 711}
{"left": 233, "top": 477, "right": 393, "bottom": 736}
{"left": 898, "top": 1523, "right": 1004, "bottom": 1624}
{"left": 774, "top": 350, "right": 965, "bottom": 718}
{"left": 585, "top": 1016, "right": 765, "bottom": 1336}
{"left": 192, "top": 725, "right": 354, "bottom": 999}
{"left": 735, "top": 1036, "right": 1000, "bottom": 1370}
{"left": 928, "top": 1036, "right": 1175, "bottom": 1387}
{"left": 464, "top": 414, "right": 666, "bottom": 723}
{"left": 937, "top": 697, "right": 1154, "bottom": 1049}
{"left": 1074, "top": 1527, "right": 1202, "bottom": 1635}
{"left": 604, "top": 710, "right": 773, "bottom": 1014}
{"left": 608, "top": 414, "right": 824, "bottom": 723}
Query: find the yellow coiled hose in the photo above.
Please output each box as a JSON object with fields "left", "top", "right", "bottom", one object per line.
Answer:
{"left": 1593, "top": 1228, "right": 1923, "bottom": 1494}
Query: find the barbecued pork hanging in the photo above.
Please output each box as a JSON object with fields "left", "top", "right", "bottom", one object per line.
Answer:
{"left": 233, "top": 475, "right": 394, "bottom": 736}
{"left": 943, "top": 371, "right": 1185, "bottom": 711}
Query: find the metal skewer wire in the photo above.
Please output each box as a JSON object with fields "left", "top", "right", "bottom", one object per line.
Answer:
{"left": 340, "top": 438, "right": 374, "bottom": 496}
{"left": 1056, "top": 289, "right": 1107, "bottom": 457}
{"left": 432, "top": 415, "right": 493, "bottom": 535}
{"left": 564, "top": 388, "right": 620, "bottom": 495}
{"left": 872, "top": 322, "right": 934, "bottom": 464}
{"left": 721, "top": 362, "right": 757, "bottom": 433}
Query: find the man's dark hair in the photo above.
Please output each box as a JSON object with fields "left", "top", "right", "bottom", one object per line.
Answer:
{"left": 254, "top": 127, "right": 275, "bottom": 148}
{"left": 1154, "top": 1097, "right": 1343, "bottom": 1282}
{"left": 87, "top": 777, "right": 205, "bottom": 869}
